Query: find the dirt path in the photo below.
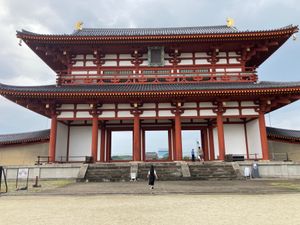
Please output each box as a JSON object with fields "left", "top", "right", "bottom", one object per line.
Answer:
{"left": 1, "top": 194, "right": 300, "bottom": 225}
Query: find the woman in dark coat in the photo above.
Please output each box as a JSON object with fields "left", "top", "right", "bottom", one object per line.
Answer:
{"left": 147, "top": 165, "right": 158, "bottom": 189}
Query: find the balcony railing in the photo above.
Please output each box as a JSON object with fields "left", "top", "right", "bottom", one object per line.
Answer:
{"left": 58, "top": 66, "right": 257, "bottom": 85}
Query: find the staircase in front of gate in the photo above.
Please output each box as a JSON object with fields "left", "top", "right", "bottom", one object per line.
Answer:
{"left": 83, "top": 162, "right": 242, "bottom": 182}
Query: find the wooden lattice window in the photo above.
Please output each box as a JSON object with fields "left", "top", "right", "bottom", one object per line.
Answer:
{"left": 148, "top": 46, "right": 164, "bottom": 66}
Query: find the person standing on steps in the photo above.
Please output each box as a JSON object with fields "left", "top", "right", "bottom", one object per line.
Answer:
{"left": 191, "top": 149, "right": 195, "bottom": 161}
{"left": 147, "top": 165, "right": 158, "bottom": 189}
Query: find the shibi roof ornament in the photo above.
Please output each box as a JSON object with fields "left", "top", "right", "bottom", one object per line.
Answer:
{"left": 75, "top": 21, "right": 83, "bottom": 30}
{"left": 226, "top": 17, "right": 235, "bottom": 27}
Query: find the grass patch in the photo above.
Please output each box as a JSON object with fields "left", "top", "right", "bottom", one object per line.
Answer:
{"left": 1, "top": 179, "right": 75, "bottom": 193}
{"left": 271, "top": 182, "right": 300, "bottom": 191}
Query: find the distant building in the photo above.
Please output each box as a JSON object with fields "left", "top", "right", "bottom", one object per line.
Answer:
{"left": 158, "top": 149, "right": 169, "bottom": 159}
{"left": 145, "top": 152, "right": 158, "bottom": 160}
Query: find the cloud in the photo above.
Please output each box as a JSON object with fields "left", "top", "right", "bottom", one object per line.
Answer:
{"left": 0, "top": 0, "right": 299, "bottom": 133}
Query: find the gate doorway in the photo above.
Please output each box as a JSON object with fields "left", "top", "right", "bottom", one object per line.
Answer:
{"left": 143, "top": 129, "right": 171, "bottom": 161}
{"left": 182, "top": 129, "right": 202, "bottom": 160}
{"left": 110, "top": 130, "right": 133, "bottom": 161}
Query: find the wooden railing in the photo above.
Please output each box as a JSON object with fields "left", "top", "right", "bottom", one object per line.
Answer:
{"left": 58, "top": 66, "right": 257, "bottom": 85}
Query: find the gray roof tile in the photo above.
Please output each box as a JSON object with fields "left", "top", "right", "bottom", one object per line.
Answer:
{"left": 71, "top": 25, "right": 238, "bottom": 36}
{"left": 267, "top": 127, "right": 300, "bottom": 141}
{"left": 1, "top": 81, "right": 300, "bottom": 93}
{"left": 0, "top": 129, "right": 50, "bottom": 145}
{"left": 17, "top": 25, "right": 297, "bottom": 37}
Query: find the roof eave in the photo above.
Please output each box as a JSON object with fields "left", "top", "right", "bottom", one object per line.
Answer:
{"left": 16, "top": 25, "right": 299, "bottom": 42}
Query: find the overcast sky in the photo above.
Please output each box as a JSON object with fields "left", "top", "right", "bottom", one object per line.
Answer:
{"left": 0, "top": 0, "right": 299, "bottom": 134}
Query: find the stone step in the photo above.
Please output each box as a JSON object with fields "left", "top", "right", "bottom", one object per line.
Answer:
{"left": 83, "top": 162, "right": 241, "bottom": 182}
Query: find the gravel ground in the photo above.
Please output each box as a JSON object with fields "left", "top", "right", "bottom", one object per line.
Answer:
{"left": 1, "top": 194, "right": 300, "bottom": 225}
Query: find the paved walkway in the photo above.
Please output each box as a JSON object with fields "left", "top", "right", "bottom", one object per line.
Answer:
{"left": 1, "top": 180, "right": 300, "bottom": 225}
{"left": 2, "top": 179, "right": 300, "bottom": 196}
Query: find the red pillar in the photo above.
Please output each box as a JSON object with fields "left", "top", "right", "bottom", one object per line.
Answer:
{"left": 168, "top": 129, "right": 172, "bottom": 161}
{"left": 172, "top": 126, "right": 177, "bottom": 160}
{"left": 106, "top": 130, "right": 111, "bottom": 162}
{"left": 208, "top": 126, "right": 215, "bottom": 160}
{"left": 216, "top": 112, "right": 225, "bottom": 160}
{"left": 258, "top": 111, "right": 269, "bottom": 160}
{"left": 174, "top": 113, "right": 182, "bottom": 160}
{"left": 91, "top": 115, "right": 98, "bottom": 162}
{"left": 100, "top": 126, "right": 106, "bottom": 162}
{"left": 202, "top": 129, "right": 209, "bottom": 161}
{"left": 49, "top": 115, "right": 57, "bottom": 163}
{"left": 133, "top": 113, "right": 141, "bottom": 161}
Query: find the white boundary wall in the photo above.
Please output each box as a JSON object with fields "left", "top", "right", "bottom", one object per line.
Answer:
{"left": 246, "top": 119, "right": 262, "bottom": 158}
{"left": 56, "top": 122, "right": 68, "bottom": 161}
{"left": 224, "top": 124, "right": 247, "bottom": 155}
{"left": 69, "top": 126, "right": 92, "bottom": 161}
{"left": 239, "top": 162, "right": 300, "bottom": 178}
{"left": 3, "top": 164, "right": 82, "bottom": 180}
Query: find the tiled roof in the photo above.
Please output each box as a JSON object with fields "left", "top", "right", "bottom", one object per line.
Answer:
{"left": 267, "top": 127, "right": 300, "bottom": 142}
{"left": 0, "top": 129, "right": 50, "bottom": 146}
{"left": 71, "top": 25, "right": 239, "bottom": 36}
{"left": 17, "top": 25, "right": 297, "bottom": 37}
{"left": 1, "top": 81, "right": 300, "bottom": 94}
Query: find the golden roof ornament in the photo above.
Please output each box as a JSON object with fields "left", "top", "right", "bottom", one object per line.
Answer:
{"left": 226, "top": 18, "right": 235, "bottom": 27}
{"left": 75, "top": 21, "right": 83, "bottom": 30}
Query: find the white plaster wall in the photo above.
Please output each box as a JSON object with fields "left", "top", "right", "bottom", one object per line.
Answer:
{"left": 246, "top": 119, "right": 262, "bottom": 158}
{"left": 199, "top": 102, "right": 213, "bottom": 107}
{"left": 184, "top": 102, "right": 197, "bottom": 108}
{"left": 182, "top": 110, "right": 197, "bottom": 117}
{"left": 228, "top": 52, "right": 239, "bottom": 56}
{"left": 158, "top": 111, "right": 173, "bottom": 117}
{"left": 102, "top": 61, "right": 117, "bottom": 67}
{"left": 69, "top": 126, "right": 92, "bottom": 161}
{"left": 141, "top": 103, "right": 156, "bottom": 109}
{"left": 86, "top": 61, "right": 96, "bottom": 66}
{"left": 216, "top": 59, "right": 227, "bottom": 64}
{"left": 141, "top": 111, "right": 156, "bottom": 117}
{"left": 242, "top": 109, "right": 258, "bottom": 116}
{"left": 58, "top": 112, "right": 73, "bottom": 119}
{"left": 74, "top": 54, "right": 84, "bottom": 59}
{"left": 223, "top": 124, "right": 247, "bottom": 155}
{"left": 180, "top": 53, "right": 193, "bottom": 57}
{"left": 218, "top": 52, "right": 226, "bottom": 57}
{"left": 158, "top": 103, "right": 174, "bottom": 108}
{"left": 229, "top": 58, "right": 240, "bottom": 64}
{"left": 73, "top": 61, "right": 84, "bottom": 67}
{"left": 119, "top": 54, "right": 132, "bottom": 59}
{"left": 102, "top": 104, "right": 115, "bottom": 110}
{"left": 86, "top": 54, "right": 95, "bottom": 59}
{"left": 213, "top": 128, "right": 219, "bottom": 159}
{"left": 104, "top": 54, "right": 117, "bottom": 59}
{"left": 118, "top": 111, "right": 133, "bottom": 117}
{"left": 223, "top": 109, "right": 239, "bottom": 116}
{"left": 118, "top": 104, "right": 131, "bottom": 109}
{"left": 225, "top": 101, "right": 239, "bottom": 107}
{"left": 76, "top": 112, "right": 91, "bottom": 118}
{"left": 200, "top": 110, "right": 215, "bottom": 116}
{"left": 56, "top": 122, "right": 68, "bottom": 161}
{"left": 241, "top": 101, "right": 256, "bottom": 107}
{"left": 99, "top": 111, "right": 115, "bottom": 118}
{"left": 59, "top": 104, "right": 74, "bottom": 110}
{"left": 77, "top": 104, "right": 90, "bottom": 109}
{"left": 179, "top": 59, "right": 193, "bottom": 65}
{"left": 195, "top": 59, "right": 210, "bottom": 65}
{"left": 226, "top": 68, "right": 242, "bottom": 72}
{"left": 71, "top": 71, "right": 87, "bottom": 74}
{"left": 119, "top": 61, "right": 133, "bottom": 66}
{"left": 195, "top": 52, "right": 209, "bottom": 57}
